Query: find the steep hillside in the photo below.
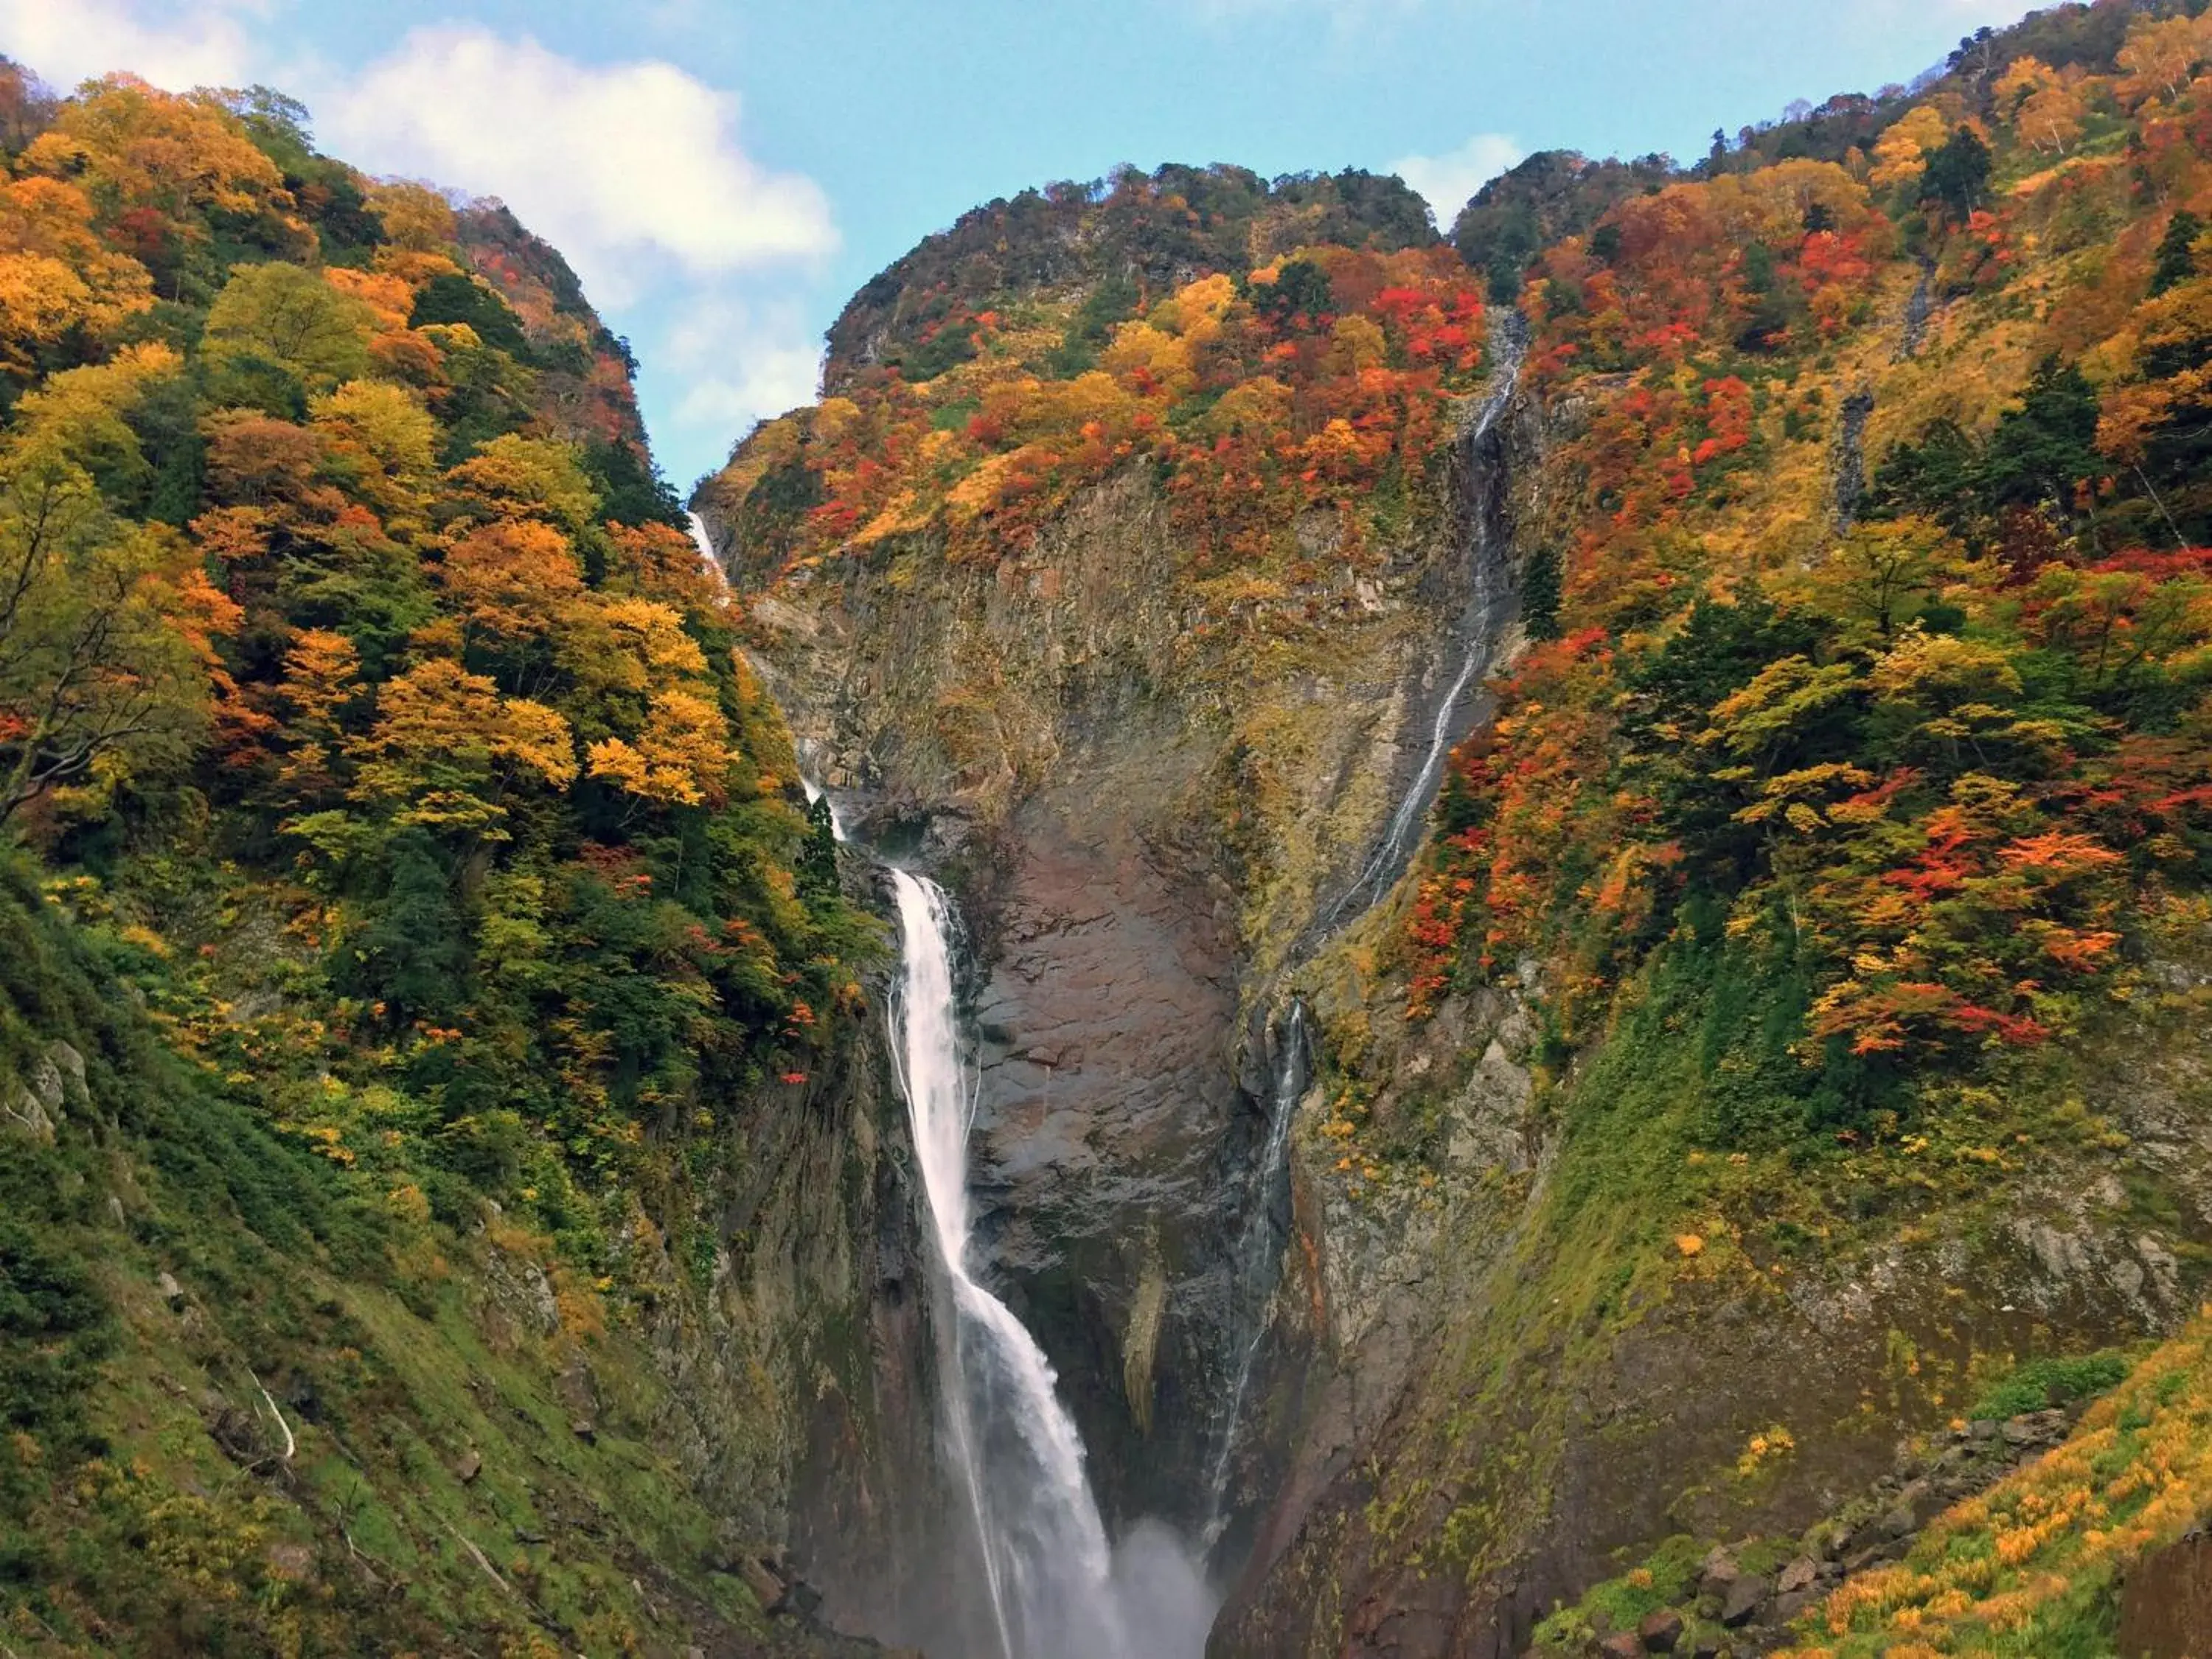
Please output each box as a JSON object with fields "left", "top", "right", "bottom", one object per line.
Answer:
{"left": 1222, "top": 1, "right": 2212, "bottom": 1653}
{"left": 0, "top": 69, "right": 926, "bottom": 1658}
{"left": 698, "top": 1, "right": 2212, "bottom": 1655}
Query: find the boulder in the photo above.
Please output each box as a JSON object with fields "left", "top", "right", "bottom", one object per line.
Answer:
{"left": 1598, "top": 1635, "right": 1643, "bottom": 1659}
{"left": 1637, "top": 1607, "right": 1684, "bottom": 1652}
{"left": 48, "top": 1042, "right": 87, "bottom": 1110}
{"left": 1719, "top": 1573, "right": 1768, "bottom": 1628}
{"left": 1774, "top": 1588, "right": 1820, "bottom": 1624}
{"left": 738, "top": 1554, "right": 786, "bottom": 1613}
{"left": 454, "top": 1450, "right": 481, "bottom": 1484}
{"left": 1775, "top": 1557, "right": 1818, "bottom": 1596}
{"left": 1, "top": 1079, "right": 55, "bottom": 1144}
{"left": 1697, "top": 1550, "right": 1742, "bottom": 1602}
{"left": 1843, "top": 1543, "right": 1892, "bottom": 1576}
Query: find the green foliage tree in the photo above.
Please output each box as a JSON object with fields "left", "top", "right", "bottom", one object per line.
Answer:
{"left": 1520, "top": 545, "right": 1562, "bottom": 641}
{"left": 1980, "top": 354, "right": 2101, "bottom": 519}
{"left": 203, "top": 260, "right": 376, "bottom": 392}
{"left": 798, "top": 793, "right": 840, "bottom": 901}
{"left": 408, "top": 270, "right": 531, "bottom": 358}
{"left": 2152, "top": 207, "right": 2204, "bottom": 296}
{"left": 1253, "top": 258, "right": 1334, "bottom": 328}
{"left": 1920, "top": 126, "right": 1993, "bottom": 223}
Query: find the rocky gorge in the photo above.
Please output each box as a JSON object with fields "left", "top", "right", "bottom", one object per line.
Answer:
{"left": 13, "top": 9, "right": 2212, "bottom": 1658}
{"left": 694, "top": 21, "right": 2212, "bottom": 1644}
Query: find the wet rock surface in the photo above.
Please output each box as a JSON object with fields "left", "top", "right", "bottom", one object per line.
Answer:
{"left": 2120, "top": 1528, "right": 2212, "bottom": 1659}
{"left": 964, "top": 785, "right": 1245, "bottom": 1517}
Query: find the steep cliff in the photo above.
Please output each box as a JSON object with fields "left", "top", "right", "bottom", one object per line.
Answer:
{"left": 0, "top": 68, "right": 928, "bottom": 1658}
{"left": 700, "top": 6, "right": 2212, "bottom": 1655}
{"left": 698, "top": 161, "right": 1542, "bottom": 1591}
{"left": 1220, "top": 6, "right": 2212, "bottom": 1654}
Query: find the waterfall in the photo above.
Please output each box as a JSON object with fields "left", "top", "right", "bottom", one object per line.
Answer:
{"left": 1327, "top": 318, "right": 1527, "bottom": 924}
{"left": 685, "top": 509, "right": 725, "bottom": 587}
{"left": 1200, "top": 999, "right": 1310, "bottom": 1548}
{"left": 886, "top": 869, "right": 1131, "bottom": 1659}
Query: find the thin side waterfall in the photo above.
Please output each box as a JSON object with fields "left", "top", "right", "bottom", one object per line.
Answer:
{"left": 684, "top": 510, "right": 723, "bottom": 585}
{"left": 885, "top": 869, "right": 1132, "bottom": 1659}
{"left": 1327, "top": 319, "right": 1527, "bottom": 925}
{"left": 1200, "top": 999, "right": 1310, "bottom": 1548}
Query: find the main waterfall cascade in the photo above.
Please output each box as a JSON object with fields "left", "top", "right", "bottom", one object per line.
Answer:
{"left": 886, "top": 869, "right": 1129, "bottom": 1659}
{"left": 796, "top": 768, "right": 1213, "bottom": 1658}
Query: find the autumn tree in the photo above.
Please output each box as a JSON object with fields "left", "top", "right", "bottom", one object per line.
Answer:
{"left": 0, "top": 175, "right": 153, "bottom": 375}
{"left": 202, "top": 260, "right": 376, "bottom": 400}
{"left": 2117, "top": 13, "right": 2212, "bottom": 109}
{"left": 341, "top": 658, "right": 576, "bottom": 838}
{"left": 0, "top": 393, "right": 230, "bottom": 821}
{"left": 586, "top": 688, "right": 735, "bottom": 810}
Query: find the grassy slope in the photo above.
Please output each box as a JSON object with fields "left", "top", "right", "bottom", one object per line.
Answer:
{"left": 0, "top": 852, "right": 874, "bottom": 1658}
{"left": 1775, "top": 1309, "right": 2212, "bottom": 1656}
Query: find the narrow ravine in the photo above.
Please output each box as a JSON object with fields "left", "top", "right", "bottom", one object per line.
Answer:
{"left": 1200, "top": 998, "right": 1308, "bottom": 1553}
{"left": 1326, "top": 314, "right": 1528, "bottom": 925}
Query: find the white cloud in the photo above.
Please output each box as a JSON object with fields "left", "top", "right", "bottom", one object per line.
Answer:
{"left": 1388, "top": 132, "right": 1523, "bottom": 228}
{"left": 0, "top": 0, "right": 265, "bottom": 92}
{"left": 661, "top": 295, "right": 824, "bottom": 453}
{"left": 318, "top": 25, "right": 835, "bottom": 308}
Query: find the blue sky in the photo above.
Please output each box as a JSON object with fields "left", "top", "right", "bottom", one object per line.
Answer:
{"left": 7, "top": 0, "right": 2032, "bottom": 487}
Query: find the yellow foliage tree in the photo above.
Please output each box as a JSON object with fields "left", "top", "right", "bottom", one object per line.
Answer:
{"left": 2118, "top": 13, "right": 2212, "bottom": 108}
{"left": 439, "top": 519, "right": 585, "bottom": 644}
{"left": 347, "top": 658, "right": 577, "bottom": 834}
{"left": 23, "top": 76, "right": 289, "bottom": 223}
{"left": 586, "top": 688, "right": 734, "bottom": 809}
{"left": 0, "top": 177, "right": 153, "bottom": 370}
{"left": 442, "top": 435, "right": 601, "bottom": 532}
{"left": 310, "top": 380, "right": 438, "bottom": 524}
{"left": 365, "top": 181, "right": 459, "bottom": 254}
{"left": 1870, "top": 106, "right": 1951, "bottom": 190}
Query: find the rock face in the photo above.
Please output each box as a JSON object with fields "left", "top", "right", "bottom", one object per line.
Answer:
{"left": 706, "top": 343, "right": 1534, "bottom": 1559}
{"left": 1205, "top": 928, "right": 2212, "bottom": 1659}
{"left": 2119, "top": 1530, "right": 2212, "bottom": 1659}
{"left": 964, "top": 785, "right": 1245, "bottom": 1517}
{"left": 653, "top": 1000, "right": 954, "bottom": 1651}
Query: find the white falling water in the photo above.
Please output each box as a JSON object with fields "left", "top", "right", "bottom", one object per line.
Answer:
{"left": 684, "top": 509, "right": 726, "bottom": 589}
{"left": 1329, "top": 324, "right": 1527, "bottom": 922}
{"left": 886, "top": 869, "right": 1135, "bottom": 1659}
{"left": 1200, "top": 1000, "right": 1309, "bottom": 1548}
